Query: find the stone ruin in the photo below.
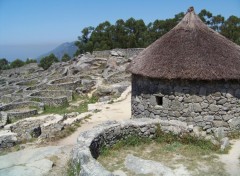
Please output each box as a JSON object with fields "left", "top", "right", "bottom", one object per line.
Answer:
{"left": 71, "top": 118, "right": 229, "bottom": 175}
{"left": 0, "top": 48, "right": 143, "bottom": 149}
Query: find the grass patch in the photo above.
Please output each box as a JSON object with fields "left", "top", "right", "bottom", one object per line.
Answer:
{"left": 0, "top": 144, "right": 21, "bottom": 156}
{"left": 42, "top": 95, "right": 98, "bottom": 115}
{"left": 16, "top": 89, "right": 23, "bottom": 93}
{"left": 6, "top": 117, "right": 19, "bottom": 124}
{"left": 43, "top": 103, "right": 69, "bottom": 114}
{"left": 25, "top": 80, "right": 38, "bottom": 87}
{"left": 43, "top": 115, "right": 91, "bottom": 142}
{"left": 72, "top": 93, "right": 82, "bottom": 102}
{"left": 100, "top": 135, "right": 152, "bottom": 157}
{"left": 31, "top": 97, "right": 42, "bottom": 102}
{"left": 66, "top": 160, "right": 80, "bottom": 176}
{"left": 228, "top": 131, "right": 240, "bottom": 139}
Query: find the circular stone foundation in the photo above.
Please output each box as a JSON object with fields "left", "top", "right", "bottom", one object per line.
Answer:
{"left": 15, "top": 79, "right": 39, "bottom": 86}
{"left": 47, "top": 77, "right": 81, "bottom": 91}
{"left": 0, "top": 101, "right": 44, "bottom": 123}
{"left": 71, "top": 118, "right": 222, "bottom": 176}
{"left": 28, "top": 90, "right": 72, "bottom": 106}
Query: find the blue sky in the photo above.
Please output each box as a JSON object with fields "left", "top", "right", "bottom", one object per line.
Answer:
{"left": 0, "top": 0, "right": 240, "bottom": 61}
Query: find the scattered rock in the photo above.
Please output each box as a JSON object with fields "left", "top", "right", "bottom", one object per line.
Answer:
{"left": 124, "top": 154, "right": 190, "bottom": 176}
{"left": 0, "top": 130, "right": 18, "bottom": 148}
{"left": 220, "top": 137, "right": 229, "bottom": 151}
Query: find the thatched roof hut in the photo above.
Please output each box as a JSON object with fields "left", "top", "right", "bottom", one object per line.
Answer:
{"left": 128, "top": 7, "right": 240, "bottom": 80}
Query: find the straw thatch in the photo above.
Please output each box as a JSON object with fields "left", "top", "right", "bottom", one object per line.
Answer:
{"left": 128, "top": 7, "right": 240, "bottom": 80}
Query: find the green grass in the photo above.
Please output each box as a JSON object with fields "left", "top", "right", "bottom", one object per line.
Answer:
{"left": 16, "top": 89, "right": 23, "bottom": 93}
{"left": 41, "top": 95, "right": 98, "bottom": 115}
{"left": 98, "top": 125, "right": 226, "bottom": 176}
{"left": 99, "top": 125, "right": 220, "bottom": 157}
{"left": 31, "top": 97, "right": 42, "bottom": 102}
{"left": 228, "top": 131, "right": 240, "bottom": 139}
{"left": 66, "top": 160, "right": 80, "bottom": 176}
{"left": 25, "top": 80, "right": 38, "bottom": 87}
{"left": 100, "top": 135, "right": 152, "bottom": 157}
{"left": 43, "top": 102, "right": 69, "bottom": 114}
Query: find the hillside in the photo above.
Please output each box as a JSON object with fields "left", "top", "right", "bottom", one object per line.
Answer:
{"left": 37, "top": 41, "right": 78, "bottom": 60}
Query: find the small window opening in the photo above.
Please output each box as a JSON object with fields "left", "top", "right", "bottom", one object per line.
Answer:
{"left": 155, "top": 96, "right": 163, "bottom": 106}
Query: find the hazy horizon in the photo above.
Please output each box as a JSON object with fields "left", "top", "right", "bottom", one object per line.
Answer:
{"left": 0, "top": 0, "right": 239, "bottom": 61}
{"left": 0, "top": 42, "right": 74, "bottom": 61}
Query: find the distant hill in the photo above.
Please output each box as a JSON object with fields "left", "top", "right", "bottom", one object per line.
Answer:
{"left": 37, "top": 41, "right": 78, "bottom": 61}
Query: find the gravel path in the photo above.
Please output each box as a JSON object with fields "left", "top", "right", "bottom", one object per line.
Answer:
{"left": 219, "top": 139, "right": 240, "bottom": 176}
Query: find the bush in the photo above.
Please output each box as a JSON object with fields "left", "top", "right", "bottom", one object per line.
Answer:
{"left": 25, "top": 58, "right": 37, "bottom": 64}
{"left": 10, "top": 59, "right": 25, "bottom": 68}
{"left": 0, "top": 58, "right": 10, "bottom": 70}
{"left": 61, "top": 53, "right": 71, "bottom": 62}
{"left": 39, "top": 54, "right": 58, "bottom": 70}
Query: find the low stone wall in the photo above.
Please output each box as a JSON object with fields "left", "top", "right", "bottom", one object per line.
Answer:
{"left": 93, "top": 48, "right": 144, "bottom": 58}
{"left": 0, "top": 94, "right": 23, "bottom": 104}
{"left": 72, "top": 118, "right": 219, "bottom": 176}
{"left": 46, "top": 80, "right": 81, "bottom": 91}
{"left": 0, "top": 130, "right": 17, "bottom": 148}
{"left": 8, "top": 114, "right": 65, "bottom": 141}
{"left": 0, "top": 101, "right": 44, "bottom": 112}
{"left": 29, "top": 96, "right": 69, "bottom": 107}
{"left": 15, "top": 79, "right": 39, "bottom": 86}
{"left": 0, "top": 101, "right": 44, "bottom": 124}
{"left": 29, "top": 90, "right": 73, "bottom": 101}
{"left": 132, "top": 75, "right": 240, "bottom": 134}
{"left": 50, "top": 77, "right": 77, "bottom": 84}
{"left": 0, "top": 88, "right": 15, "bottom": 97}
{"left": 7, "top": 109, "right": 38, "bottom": 121}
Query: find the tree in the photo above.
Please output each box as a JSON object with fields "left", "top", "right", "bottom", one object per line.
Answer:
{"left": 0, "top": 58, "right": 10, "bottom": 70}
{"left": 39, "top": 54, "right": 59, "bottom": 70}
{"left": 211, "top": 15, "right": 225, "bottom": 32}
{"left": 75, "top": 26, "right": 95, "bottom": 55}
{"left": 25, "top": 58, "right": 37, "bottom": 64}
{"left": 91, "top": 21, "right": 113, "bottom": 50}
{"left": 198, "top": 9, "right": 213, "bottom": 25}
{"left": 10, "top": 59, "right": 25, "bottom": 68}
{"left": 221, "top": 16, "right": 240, "bottom": 45}
{"left": 75, "top": 9, "right": 239, "bottom": 54}
{"left": 61, "top": 53, "right": 71, "bottom": 62}
{"left": 112, "top": 19, "right": 127, "bottom": 48}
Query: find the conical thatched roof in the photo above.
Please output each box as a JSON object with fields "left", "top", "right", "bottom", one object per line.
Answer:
{"left": 128, "top": 7, "right": 240, "bottom": 81}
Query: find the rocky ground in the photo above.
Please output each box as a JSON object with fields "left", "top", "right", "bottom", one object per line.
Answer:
{"left": 0, "top": 86, "right": 131, "bottom": 176}
{"left": 0, "top": 49, "right": 240, "bottom": 176}
{"left": 0, "top": 50, "right": 133, "bottom": 147}
{"left": 0, "top": 49, "right": 134, "bottom": 175}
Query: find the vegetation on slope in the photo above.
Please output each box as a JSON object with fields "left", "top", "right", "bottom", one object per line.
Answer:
{"left": 75, "top": 9, "right": 240, "bottom": 55}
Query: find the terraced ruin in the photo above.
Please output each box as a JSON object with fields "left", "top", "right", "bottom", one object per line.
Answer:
{"left": 1, "top": 48, "right": 240, "bottom": 176}
{"left": 0, "top": 49, "right": 143, "bottom": 148}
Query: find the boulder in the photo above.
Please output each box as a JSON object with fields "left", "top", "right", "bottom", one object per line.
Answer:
{"left": 96, "top": 85, "right": 113, "bottom": 96}
{"left": 0, "top": 130, "right": 18, "bottom": 148}
{"left": 220, "top": 137, "right": 229, "bottom": 151}
{"left": 0, "top": 112, "right": 8, "bottom": 127}
{"left": 124, "top": 154, "right": 190, "bottom": 176}
{"left": 229, "top": 117, "right": 240, "bottom": 130}
{"left": 110, "top": 51, "right": 119, "bottom": 56}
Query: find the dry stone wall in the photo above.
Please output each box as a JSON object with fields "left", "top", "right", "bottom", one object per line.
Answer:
{"left": 28, "top": 90, "right": 73, "bottom": 107}
{"left": 92, "top": 48, "right": 144, "bottom": 58}
{"left": 72, "top": 118, "right": 222, "bottom": 176}
{"left": 132, "top": 75, "right": 240, "bottom": 134}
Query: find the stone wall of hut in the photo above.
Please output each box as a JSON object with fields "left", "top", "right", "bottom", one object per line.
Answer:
{"left": 131, "top": 74, "right": 240, "bottom": 133}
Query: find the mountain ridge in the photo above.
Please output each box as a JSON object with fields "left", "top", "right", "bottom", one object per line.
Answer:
{"left": 37, "top": 41, "right": 78, "bottom": 60}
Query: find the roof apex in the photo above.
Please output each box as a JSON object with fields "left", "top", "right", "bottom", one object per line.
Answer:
{"left": 128, "top": 7, "right": 240, "bottom": 81}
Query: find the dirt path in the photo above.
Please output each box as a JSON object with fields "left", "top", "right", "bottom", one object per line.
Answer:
{"left": 46, "top": 88, "right": 132, "bottom": 175}
{"left": 219, "top": 139, "right": 240, "bottom": 176}
{"left": 57, "top": 90, "right": 131, "bottom": 146}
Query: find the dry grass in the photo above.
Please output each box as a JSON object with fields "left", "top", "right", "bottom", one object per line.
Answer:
{"left": 98, "top": 134, "right": 228, "bottom": 176}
